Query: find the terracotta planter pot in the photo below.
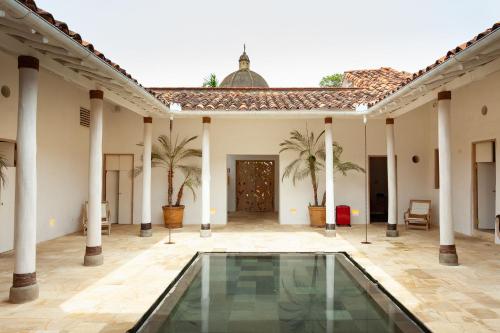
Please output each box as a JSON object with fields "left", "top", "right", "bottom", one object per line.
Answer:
{"left": 308, "top": 206, "right": 326, "bottom": 227}
{"left": 162, "top": 205, "right": 184, "bottom": 229}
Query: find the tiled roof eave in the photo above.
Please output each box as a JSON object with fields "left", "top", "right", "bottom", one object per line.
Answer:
{"left": 8, "top": 0, "right": 168, "bottom": 111}
{"left": 368, "top": 22, "right": 500, "bottom": 111}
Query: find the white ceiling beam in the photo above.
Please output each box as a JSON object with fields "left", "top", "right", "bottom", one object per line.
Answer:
{"left": 0, "top": 32, "right": 153, "bottom": 116}
{"left": 21, "top": 38, "right": 69, "bottom": 55}
{"left": 0, "top": 23, "right": 47, "bottom": 44}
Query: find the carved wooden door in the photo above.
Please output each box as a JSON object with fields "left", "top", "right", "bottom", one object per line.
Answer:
{"left": 236, "top": 160, "right": 274, "bottom": 212}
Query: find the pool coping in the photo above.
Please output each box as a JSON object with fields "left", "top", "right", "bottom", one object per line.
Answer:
{"left": 127, "top": 251, "right": 432, "bottom": 333}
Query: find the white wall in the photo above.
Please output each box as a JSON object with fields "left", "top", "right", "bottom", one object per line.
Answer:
{"left": 0, "top": 50, "right": 91, "bottom": 250}
{"left": 103, "top": 115, "right": 391, "bottom": 226}
{"left": 393, "top": 69, "right": 500, "bottom": 239}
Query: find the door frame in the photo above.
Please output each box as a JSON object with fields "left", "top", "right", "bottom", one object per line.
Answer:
{"left": 471, "top": 139, "right": 496, "bottom": 232}
{"left": 235, "top": 159, "right": 275, "bottom": 212}
{"left": 103, "top": 153, "right": 135, "bottom": 224}
{"left": 367, "top": 155, "right": 397, "bottom": 224}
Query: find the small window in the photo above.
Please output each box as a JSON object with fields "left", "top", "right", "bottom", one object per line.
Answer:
{"left": 80, "top": 107, "right": 90, "bottom": 128}
{"left": 434, "top": 149, "right": 439, "bottom": 189}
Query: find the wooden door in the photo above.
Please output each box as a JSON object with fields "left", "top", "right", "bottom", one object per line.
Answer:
{"left": 236, "top": 160, "right": 274, "bottom": 212}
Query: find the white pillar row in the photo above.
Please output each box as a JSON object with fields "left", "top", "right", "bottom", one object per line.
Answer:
{"left": 200, "top": 117, "right": 211, "bottom": 237}
{"left": 9, "top": 55, "right": 40, "bottom": 304}
{"left": 386, "top": 118, "right": 399, "bottom": 237}
{"left": 324, "top": 117, "right": 336, "bottom": 236}
{"left": 84, "top": 90, "right": 104, "bottom": 266}
{"left": 140, "top": 117, "right": 153, "bottom": 237}
{"left": 437, "top": 91, "right": 458, "bottom": 265}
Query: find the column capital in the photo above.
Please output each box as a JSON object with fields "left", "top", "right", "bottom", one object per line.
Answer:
{"left": 385, "top": 118, "right": 394, "bottom": 125}
{"left": 324, "top": 117, "right": 332, "bottom": 124}
{"left": 144, "top": 117, "right": 152, "bottom": 123}
{"left": 437, "top": 91, "right": 451, "bottom": 100}
{"left": 89, "top": 90, "right": 104, "bottom": 100}
{"left": 18, "top": 55, "right": 39, "bottom": 71}
{"left": 202, "top": 116, "right": 211, "bottom": 124}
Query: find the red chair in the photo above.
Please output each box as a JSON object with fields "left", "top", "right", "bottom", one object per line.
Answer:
{"left": 336, "top": 205, "right": 351, "bottom": 227}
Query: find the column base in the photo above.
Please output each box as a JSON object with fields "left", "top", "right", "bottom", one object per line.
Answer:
{"left": 386, "top": 230, "right": 399, "bottom": 237}
{"left": 386, "top": 224, "right": 399, "bottom": 237}
{"left": 140, "top": 229, "right": 152, "bottom": 237}
{"left": 84, "top": 254, "right": 103, "bottom": 266}
{"left": 140, "top": 223, "right": 152, "bottom": 237}
{"left": 325, "top": 224, "right": 336, "bottom": 237}
{"left": 9, "top": 283, "right": 39, "bottom": 304}
{"left": 84, "top": 246, "right": 103, "bottom": 266}
{"left": 200, "top": 224, "right": 211, "bottom": 238}
{"left": 439, "top": 245, "right": 458, "bottom": 266}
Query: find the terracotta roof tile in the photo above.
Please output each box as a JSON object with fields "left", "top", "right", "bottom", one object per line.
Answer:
{"left": 370, "top": 22, "right": 500, "bottom": 106}
{"left": 16, "top": 0, "right": 164, "bottom": 103}
{"left": 342, "top": 67, "right": 413, "bottom": 99}
{"left": 152, "top": 87, "right": 376, "bottom": 111}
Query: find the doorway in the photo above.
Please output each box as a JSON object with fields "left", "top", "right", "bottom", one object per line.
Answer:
{"left": 104, "top": 154, "right": 134, "bottom": 224}
{"left": 226, "top": 155, "right": 279, "bottom": 224}
{"left": 369, "top": 156, "right": 389, "bottom": 223}
{"left": 236, "top": 160, "right": 275, "bottom": 212}
{"left": 472, "top": 140, "right": 496, "bottom": 233}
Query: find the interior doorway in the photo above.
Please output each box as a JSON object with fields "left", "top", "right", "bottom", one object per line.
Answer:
{"left": 472, "top": 140, "right": 496, "bottom": 233}
{"left": 369, "top": 156, "right": 389, "bottom": 223}
{"left": 226, "top": 155, "right": 279, "bottom": 224}
{"left": 104, "top": 154, "right": 134, "bottom": 224}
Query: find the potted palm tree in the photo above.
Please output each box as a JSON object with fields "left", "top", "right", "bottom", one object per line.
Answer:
{"left": 280, "top": 128, "right": 364, "bottom": 227}
{"left": 135, "top": 134, "right": 201, "bottom": 228}
{"left": 0, "top": 153, "right": 7, "bottom": 187}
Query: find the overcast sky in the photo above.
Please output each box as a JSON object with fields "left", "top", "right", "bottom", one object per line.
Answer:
{"left": 36, "top": 0, "right": 500, "bottom": 88}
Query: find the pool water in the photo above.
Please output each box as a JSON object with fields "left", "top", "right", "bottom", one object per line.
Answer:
{"left": 130, "top": 253, "right": 428, "bottom": 333}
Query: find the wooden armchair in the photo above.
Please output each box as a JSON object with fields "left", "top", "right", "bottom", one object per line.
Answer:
{"left": 82, "top": 201, "right": 111, "bottom": 235}
{"left": 404, "top": 200, "right": 432, "bottom": 230}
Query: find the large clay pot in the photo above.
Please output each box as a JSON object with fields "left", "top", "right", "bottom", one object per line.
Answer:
{"left": 308, "top": 206, "right": 326, "bottom": 227}
{"left": 162, "top": 205, "right": 184, "bottom": 229}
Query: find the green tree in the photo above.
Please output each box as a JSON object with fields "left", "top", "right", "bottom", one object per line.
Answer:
{"left": 279, "top": 128, "right": 364, "bottom": 207}
{"left": 319, "top": 73, "right": 344, "bottom": 87}
{"left": 202, "top": 73, "right": 219, "bottom": 87}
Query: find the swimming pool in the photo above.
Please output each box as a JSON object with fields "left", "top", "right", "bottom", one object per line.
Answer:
{"left": 128, "top": 253, "right": 430, "bottom": 333}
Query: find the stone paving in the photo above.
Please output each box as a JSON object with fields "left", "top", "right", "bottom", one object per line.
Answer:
{"left": 0, "top": 218, "right": 499, "bottom": 332}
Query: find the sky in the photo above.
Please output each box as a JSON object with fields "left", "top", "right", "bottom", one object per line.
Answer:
{"left": 35, "top": 0, "right": 500, "bottom": 88}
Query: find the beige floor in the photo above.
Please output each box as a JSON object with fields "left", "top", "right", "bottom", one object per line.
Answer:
{"left": 0, "top": 219, "right": 499, "bottom": 333}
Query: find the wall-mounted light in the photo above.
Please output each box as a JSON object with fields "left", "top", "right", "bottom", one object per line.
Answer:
{"left": 481, "top": 105, "right": 488, "bottom": 116}
{"left": 1, "top": 85, "right": 11, "bottom": 98}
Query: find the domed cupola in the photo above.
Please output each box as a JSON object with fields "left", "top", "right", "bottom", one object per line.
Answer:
{"left": 220, "top": 45, "right": 269, "bottom": 88}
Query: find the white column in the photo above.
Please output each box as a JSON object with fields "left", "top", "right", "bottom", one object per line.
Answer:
{"left": 201, "top": 254, "right": 210, "bottom": 332}
{"left": 326, "top": 254, "right": 335, "bottom": 332}
{"left": 201, "top": 117, "right": 211, "bottom": 237}
{"left": 84, "top": 90, "right": 104, "bottom": 266}
{"left": 140, "top": 117, "right": 153, "bottom": 237}
{"left": 386, "top": 118, "right": 398, "bottom": 237}
{"left": 437, "top": 91, "right": 458, "bottom": 265}
{"left": 9, "top": 56, "right": 39, "bottom": 303}
{"left": 324, "top": 117, "right": 336, "bottom": 235}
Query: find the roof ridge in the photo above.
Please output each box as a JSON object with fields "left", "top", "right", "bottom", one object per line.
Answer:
{"left": 149, "top": 87, "right": 366, "bottom": 91}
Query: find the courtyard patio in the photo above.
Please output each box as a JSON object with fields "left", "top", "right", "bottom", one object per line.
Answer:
{"left": 0, "top": 224, "right": 498, "bottom": 333}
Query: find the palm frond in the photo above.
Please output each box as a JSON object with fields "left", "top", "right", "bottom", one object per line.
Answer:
{"left": 0, "top": 153, "right": 7, "bottom": 186}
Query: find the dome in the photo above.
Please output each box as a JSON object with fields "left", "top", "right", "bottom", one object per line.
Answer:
{"left": 220, "top": 47, "right": 269, "bottom": 88}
